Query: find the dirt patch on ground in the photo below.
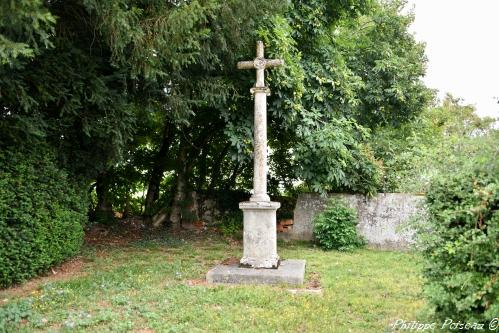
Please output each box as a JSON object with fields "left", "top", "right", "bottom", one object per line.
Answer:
{"left": 84, "top": 217, "right": 145, "bottom": 246}
{"left": 221, "top": 257, "right": 240, "bottom": 265}
{"left": 186, "top": 279, "right": 209, "bottom": 287}
{"left": 85, "top": 226, "right": 140, "bottom": 246}
{"left": 85, "top": 217, "right": 219, "bottom": 247}
{"left": 307, "top": 271, "right": 322, "bottom": 289}
{"left": 0, "top": 257, "right": 87, "bottom": 300}
{"left": 288, "top": 271, "right": 323, "bottom": 295}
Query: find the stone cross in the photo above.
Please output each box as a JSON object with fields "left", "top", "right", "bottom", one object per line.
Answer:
{"left": 237, "top": 41, "right": 284, "bottom": 202}
{"left": 237, "top": 41, "right": 284, "bottom": 269}
{"left": 206, "top": 41, "right": 305, "bottom": 282}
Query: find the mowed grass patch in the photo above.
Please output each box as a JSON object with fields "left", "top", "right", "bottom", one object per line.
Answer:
{"left": 0, "top": 235, "right": 424, "bottom": 333}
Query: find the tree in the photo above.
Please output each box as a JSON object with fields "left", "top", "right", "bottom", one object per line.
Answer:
{"left": 0, "top": 0, "right": 55, "bottom": 66}
{"left": 99, "top": 0, "right": 433, "bottom": 223}
{"left": 1, "top": 0, "right": 287, "bottom": 218}
{"left": 248, "top": 0, "right": 432, "bottom": 195}
{"left": 372, "top": 94, "right": 497, "bottom": 193}
{"left": 0, "top": 0, "right": 436, "bottom": 285}
{"left": 1, "top": 0, "right": 433, "bottom": 230}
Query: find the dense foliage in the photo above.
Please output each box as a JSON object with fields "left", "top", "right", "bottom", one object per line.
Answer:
{"left": 0, "top": 0, "right": 55, "bottom": 67}
{"left": 293, "top": 119, "right": 381, "bottom": 195}
{"left": 218, "top": 211, "right": 243, "bottom": 239}
{"left": 1, "top": 0, "right": 433, "bottom": 283}
{"left": 1, "top": 0, "right": 431, "bottom": 223}
{"left": 0, "top": 146, "right": 87, "bottom": 287}
{"left": 417, "top": 132, "right": 498, "bottom": 324}
{"left": 0, "top": 0, "right": 287, "bottom": 284}
{"left": 373, "top": 95, "right": 497, "bottom": 193}
{"left": 259, "top": 0, "right": 432, "bottom": 196}
{"left": 313, "top": 199, "right": 365, "bottom": 251}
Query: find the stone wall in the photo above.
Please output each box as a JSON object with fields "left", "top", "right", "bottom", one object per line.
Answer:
{"left": 194, "top": 191, "right": 295, "bottom": 225}
{"left": 280, "top": 193, "right": 425, "bottom": 250}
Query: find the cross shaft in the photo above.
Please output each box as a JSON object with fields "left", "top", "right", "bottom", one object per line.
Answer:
{"left": 237, "top": 41, "right": 283, "bottom": 202}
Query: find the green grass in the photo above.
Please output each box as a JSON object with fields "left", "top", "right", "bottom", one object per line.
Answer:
{"left": 0, "top": 235, "right": 425, "bottom": 332}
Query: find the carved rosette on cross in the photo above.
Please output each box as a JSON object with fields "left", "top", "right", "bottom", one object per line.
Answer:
{"left": 237, "top": 41, "right": 284, "bottom": 269}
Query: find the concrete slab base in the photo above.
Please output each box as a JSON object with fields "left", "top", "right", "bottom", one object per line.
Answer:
{"left": 206, "top": 259, "right": 306, "bottom": 285}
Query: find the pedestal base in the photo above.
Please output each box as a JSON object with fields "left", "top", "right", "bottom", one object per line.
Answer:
{"left": 239, "top": 201, "right": 280, "bottom": 268}
{"left": 206, "top": 259, "right": 306, "bottom": 285}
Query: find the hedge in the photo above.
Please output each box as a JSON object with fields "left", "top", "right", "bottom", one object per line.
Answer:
{"left": 419, "top": 139, "right": 498, "bottom": 324}
{"left": 0, "top": 146, "right": 88, "bottom": 287}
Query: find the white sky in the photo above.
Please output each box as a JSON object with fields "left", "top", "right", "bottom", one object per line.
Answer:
{"left": 406, "top": 0, "right": 499, "bottom": 118}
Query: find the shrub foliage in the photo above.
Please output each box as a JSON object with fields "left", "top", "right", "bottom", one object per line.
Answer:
{"left": 313, "top": 199, "right": 365, "bottom": 251}
{"left": 0, "top": 147, "right": 88, "bottom": 287}
{"left": 218, "top": 211, "right": 243, "bottom": 239}
{"left": 419, "top": 140, "right": 498, "bottom": 324}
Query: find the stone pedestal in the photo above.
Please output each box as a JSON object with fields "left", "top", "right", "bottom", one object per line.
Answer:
{"left": 239, "top": 201, "right": 280, "bottom": 268}
{"left": 207, "top": 259, "right": 306, "bottom": 285}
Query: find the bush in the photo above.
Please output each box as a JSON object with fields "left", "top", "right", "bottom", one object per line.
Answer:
{"left": 0, "top": 146, "right": 88, "bottom": 287}
{"left": 417, "top": 138, "right": 498, "bottom": 324}
{"left": 313, "top": 199, "right": 365, "bottom": 251}
{"left": 218, "top": 211, "right": 243, "bottom": 239}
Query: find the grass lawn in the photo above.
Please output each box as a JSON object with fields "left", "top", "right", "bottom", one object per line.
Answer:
{"left": 0, "top": 232, "right": 425, "bottom": 332}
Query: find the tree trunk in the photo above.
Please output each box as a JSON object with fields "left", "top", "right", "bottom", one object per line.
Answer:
{"left": 95, "top": 172, "right": 114, "bottom": 223}
{"left": 196, "top": 147, "right": 208, "bottom": 191}
{"left": 144, "top": 175, "right": 160, "bottom": 215}
{"left": 152, "top": 143, "right": 188, "bottom": 228}
{"left": 123, "top": 192, "right": 131, "bottom": 218}
{"left": 168, "top": 144, "right": 189, "bottom": 228}
{"left": 224, "top": 162, "right": 241, "bottom": 191}
{"left": 208, "top": 143, "right": 230, "bottom": 193}
{"left": 144, "top": 123, "right": 174, "bottom": 221}
{"left": 151, "top": 123, "right": 218, "bottom": 228}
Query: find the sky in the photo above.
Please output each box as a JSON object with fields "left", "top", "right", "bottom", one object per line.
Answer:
{"left": 406, "top": 0, "right": 499, "bottom": 118}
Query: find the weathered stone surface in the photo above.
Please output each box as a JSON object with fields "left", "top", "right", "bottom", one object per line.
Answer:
{"left": 281, "top": 193, "right": 425, "bottom": 249}
{"left": 239, "top": 201, "right": 280, "bottom": 268}
{"left": 237, "top": 41, "right": 283, "bottom": 203}
{"left": 235, "top": 41, "right": 292, "bottom": 271}
{"left": 207, "top": 259, "right": 306, "bottom": 285}
{"left": 250, "top": 88, "right": 270, "bottom": 202}
{"left": 205, "top": 41, "right": 305, "bottom": 284}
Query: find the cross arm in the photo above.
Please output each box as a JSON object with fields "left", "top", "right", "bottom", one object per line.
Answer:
{"left": 264, "top": 59, "right": 284, "bottom": 68}
{"left": 237, "top": 61, "right": 255, "bottom": 70}
{"left": 237, "top": 59, "right": 284, "bottom": 70}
